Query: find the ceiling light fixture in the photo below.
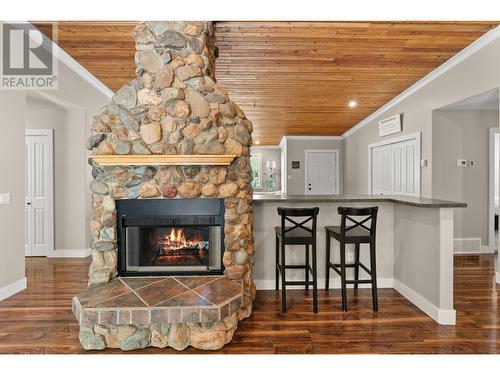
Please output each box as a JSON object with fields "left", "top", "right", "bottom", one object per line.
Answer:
{"left": 255, "top": 140, "right": 260, "bottom": 145}
{"left": 348, "top": 100, "right": 357, "bottom": 108}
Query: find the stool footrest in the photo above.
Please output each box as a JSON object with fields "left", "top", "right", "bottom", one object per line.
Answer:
{"left": 277, "top": 264, "right": 313, "bottom": 273}
{"left": 285, "top": 281, "right": 315, "bottom": 286}
{"left": 284, "top": 265, "right": 309, "bottom": 269}
{"left": 331, "top": 263, "right": 358, "bottom": 268}
{"left": 328, "top": 262, "right": 373, "bottom": 277}
{"left": 345, "top": 279, "right": 373, "bottom": 284}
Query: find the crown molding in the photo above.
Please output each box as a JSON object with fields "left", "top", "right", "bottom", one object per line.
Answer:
{"left": 251, "top": 145, "right": 281, "bottom": 150}
{"left": 282, "top": 135, "right": 344, "bottom": 141}
{"left": 28, "top": 90, "right": 86, "bottom": 111}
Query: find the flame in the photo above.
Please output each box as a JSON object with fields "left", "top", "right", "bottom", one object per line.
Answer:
{"left": 159, "top": 228, "right": 200, "bottom": 253}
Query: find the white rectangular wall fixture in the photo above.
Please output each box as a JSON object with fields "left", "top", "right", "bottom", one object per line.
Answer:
{"left": 378, "top": 114, "right": 402, "bottom": 137}
{"left": 0, "top": 193, "right": 11, "bottom": 205}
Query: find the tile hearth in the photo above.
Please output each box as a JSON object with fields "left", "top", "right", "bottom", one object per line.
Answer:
{"left": 73, "top": 276, "right": 242, "bottom": 327}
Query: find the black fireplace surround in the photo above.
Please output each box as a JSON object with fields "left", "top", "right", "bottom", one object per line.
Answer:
{"left": 116, "top": 198, "right": 225, "bottom": 277}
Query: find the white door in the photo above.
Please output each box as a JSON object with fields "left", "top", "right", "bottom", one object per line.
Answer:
{"left": 280, "top": 148, "right": 286, "bottom": 193}
{"left": 370, "top": 134, "right": 420, "bottom": 196}
{"left": 25, "top": 129, "right": 53, "bottom": 256}
{"left": 305, "top": 150, "right": 339, "bottom": 194}
{"left": 372, "top": 144, "right": 393, "bottom": 195}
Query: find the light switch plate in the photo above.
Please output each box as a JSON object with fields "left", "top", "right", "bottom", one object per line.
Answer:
{"left": 0, "top": 193, "right": 11, "bottom": 205}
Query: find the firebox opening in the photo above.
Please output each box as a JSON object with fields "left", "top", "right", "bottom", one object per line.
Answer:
{"left": 116, "top": 198, "right": 224, "bottom": 277}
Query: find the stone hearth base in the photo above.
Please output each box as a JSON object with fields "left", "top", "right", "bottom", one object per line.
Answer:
{"left": 72, "top": 276, "right": 245, "bottom": 350}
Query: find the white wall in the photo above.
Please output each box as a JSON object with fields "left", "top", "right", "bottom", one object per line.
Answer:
{"left": 344, "top": 31, "right": 500, "bottom": 198}
{"left": 432, "top": 110, "right": 498, "bottom": 245}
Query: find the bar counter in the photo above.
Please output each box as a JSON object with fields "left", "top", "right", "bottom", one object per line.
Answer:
{"left": 251, "top": 193, "right": 466, "bottom": 325}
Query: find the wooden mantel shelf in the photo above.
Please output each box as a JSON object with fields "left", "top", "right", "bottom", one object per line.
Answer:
{"left": 90, "top": 154, "right": 238, "bottom": 166}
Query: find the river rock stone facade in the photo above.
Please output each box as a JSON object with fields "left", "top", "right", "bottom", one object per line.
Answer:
{"left": 79, "top": 21, "right": 255, "bottom": 351}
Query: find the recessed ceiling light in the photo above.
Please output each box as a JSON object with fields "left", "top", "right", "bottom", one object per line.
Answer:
{"left": 255, "top": 140, "right": 260, "bottom": 145}
{"left": 348, "top": 100, "right": 357, "bottom": 108}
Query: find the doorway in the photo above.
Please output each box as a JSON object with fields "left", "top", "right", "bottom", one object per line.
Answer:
{"left": 25, "top": 129, "right": 54, "bottom": 256}
{"left": 304, "top": 149, "right": 339, "bottom": 194}
{"left": 433, "top": 88, "right": 499, "bottom": 254}
{"left": 25, "top": 91, "right": 88, "bottom": 258}
{"left": 489, "top": 127, "right": 499, "bottom": 252}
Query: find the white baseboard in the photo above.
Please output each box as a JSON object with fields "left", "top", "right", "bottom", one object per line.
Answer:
{"left": 454, "top": 237, "right": 482, "bottom": 254}
{"left": 0, "top": 277, "right": 27, "bottom": 302}
{"left": 496, "top": 272, "right": 500, "bottom": 284}
{"left": 480, "top": 245, "right": 495, "bottom": 253}
{"left": 48, "top": 249, "right": 91, "bottom": 258}
{"left": 393, "top": 279, "right": 456, "bottom": 325}
{"left": 254, "top": 277, "right": 393, "bottom": 290}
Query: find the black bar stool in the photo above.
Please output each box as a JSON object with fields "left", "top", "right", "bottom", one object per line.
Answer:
{"left": 275, "top": 207, "right": 319, "bottom": 313}
{"left": 325, "top": 206, "right": 379, "bottom": 312}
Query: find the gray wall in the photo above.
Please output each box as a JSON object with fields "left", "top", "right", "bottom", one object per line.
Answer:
{"left": 26, "top": 94, "right": 87, "bottom": 251}
{"left": 432, "top": 110, "right": 498, "bottom": 244}
{"left": 344, "top": 35, "right": 500, "bottom": 198}
{"left": 286, "top": 138, "right": 344, "bottom": 194}
{"left": 250, "top": 147, "right": 281, "bottom": 192}
{"left": 393, "top": 204, "right": 447, "bottom": 309}
{"left": 0, "top": 91, "right": 26, "bottom": 292}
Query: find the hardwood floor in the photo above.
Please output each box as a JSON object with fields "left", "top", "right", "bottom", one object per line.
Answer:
{"left": 0, "top": 255, "right": 498, "bottom": 354}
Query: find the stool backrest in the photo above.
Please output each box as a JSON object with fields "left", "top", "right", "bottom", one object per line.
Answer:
{"left": 277, "top": 207, "right": 320, "bottom": 236}
{"left": 337, "top": 206, "right": 378, "bottom": 238}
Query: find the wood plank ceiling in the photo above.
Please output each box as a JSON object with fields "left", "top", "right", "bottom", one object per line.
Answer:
{"left": 33, "top": 21, "right": 498, "bottom": 145}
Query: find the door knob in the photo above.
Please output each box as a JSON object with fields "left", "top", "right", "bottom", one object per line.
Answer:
{"left": 27, "top": 202, "right": 31, "bottom": 205}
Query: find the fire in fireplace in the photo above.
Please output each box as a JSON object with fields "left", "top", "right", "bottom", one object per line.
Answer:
{"left": 116, "top": 199, "right": 224, "bottom": 276}
{"left": 160, "top": 227, "right": 204, "bottom": 254}
{"left": 156, "top": 227, "right": 208, "bottom": 266}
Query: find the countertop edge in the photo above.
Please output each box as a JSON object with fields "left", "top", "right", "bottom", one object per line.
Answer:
{"left": 251, "top": 195, "right": 467, "bottom": 208}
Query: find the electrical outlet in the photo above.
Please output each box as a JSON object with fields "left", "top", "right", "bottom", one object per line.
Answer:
{"left": 469, "top": 160, "right": 475, "bottom": 168}
{"left": 457, "top": 159, "right": 468, "bottom": 167}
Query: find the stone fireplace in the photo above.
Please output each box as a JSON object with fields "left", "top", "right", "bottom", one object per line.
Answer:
{"left": 72, "top": 21, "right": 255, "bottom": 351}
